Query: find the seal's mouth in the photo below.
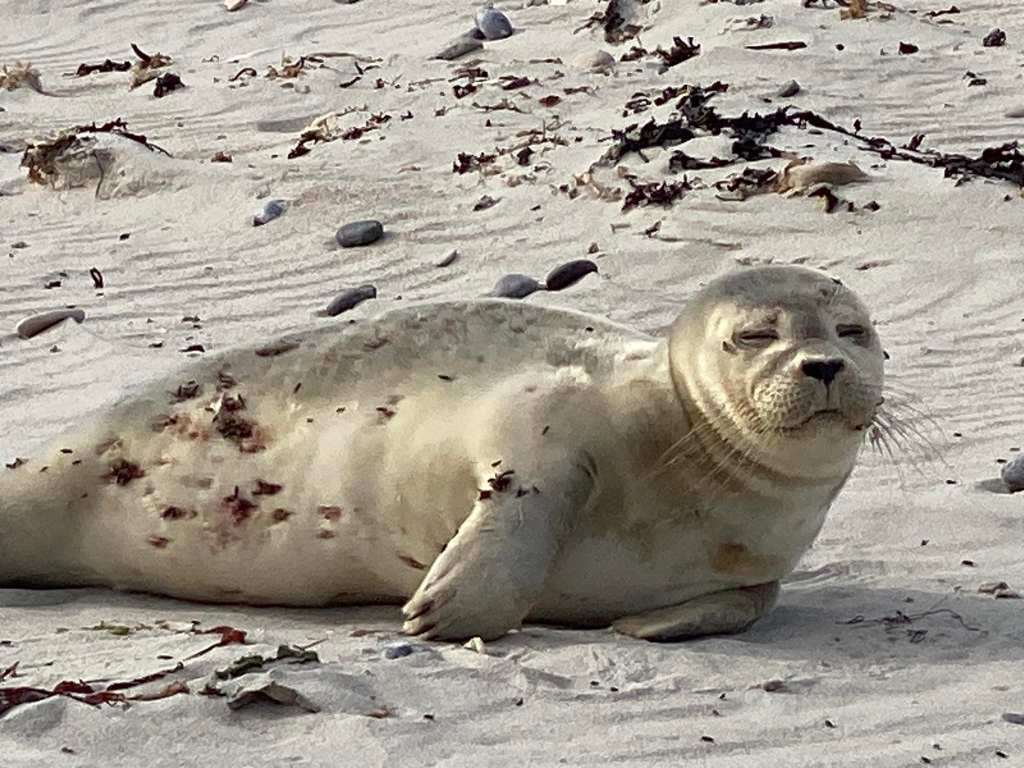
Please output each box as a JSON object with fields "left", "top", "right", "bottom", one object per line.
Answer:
{"left": 777, "top": 409, "right": 848, "bottom": 433}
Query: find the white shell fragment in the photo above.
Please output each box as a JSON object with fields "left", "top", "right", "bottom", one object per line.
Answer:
{"left": 573, "top": 50, "right": 616, "bottom": 72}
{"left": 16, "top": 308, "right": 86, "bottom": 339}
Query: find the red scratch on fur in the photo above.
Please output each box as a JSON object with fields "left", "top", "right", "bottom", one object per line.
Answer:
{"left": 319, "top": 505, "right": 343, "bottom": 521}
{"left": 399, "top": 554, "right": 427, "bottom": 570}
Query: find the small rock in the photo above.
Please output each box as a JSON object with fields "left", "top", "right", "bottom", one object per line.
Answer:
{"left": 336, "top": 220, "right": 384, "bottom": 248}
{"left": 1005, "top": 106, "right": 1024, "bottom": 119}
{"left": 253, "top": 199, "right": 286, "bottom": 227}
{"left": 473, "top": 195, "right": 499, "bottom": 211}
{"left": 433, "top": 36, "right": 484, "bottom": 61}
{"left": 978, "top": 581, "right": 1010, "bottom": 594}
{"left": 16, "top": 309, "right": 86, "bottom": 339}
{"left": 436, "top": 249, "right": 459, "bottom": 267}
{"left": 475, "top": 7, "right": 513, "bottom": 40}
{"left": 224, "top": 0, "right": 247, "bottom": 9}
{"left": 1002, "top": 453, "right": 1024, "bottom": 493}
{"left": 545, "top": 259, "right": 598, "bottom": 291}
{"left": 317, "top": 285, "right": 377, "bottom": 317}
{"left": 490, "top": 274, "right": 542, "bottom": 299}
{"left": 573, "top": 50, "right": 616, "bottom": 72}
{"left": 1003, "top": 713, "right": 1024, "bottom": 726}
{"left": 776, "top": 79, "right": 800, "bottom": 97}
{"left": 983, "top": 28, "right": 1006, "bottom": 47}
{"left": 463, "top": 636, "right": 487, "bottom": 654}
{"left": 383, "top": 642, "right": 415, "bottom": 660}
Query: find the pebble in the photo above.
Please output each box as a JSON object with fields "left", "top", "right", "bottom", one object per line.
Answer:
{"left": 545, "top": 259, "right": 598, "bottom": 291}
{"left": 475, "top": 7, "right": 513, "bottom": 40}
{"left": 433, "top": 36, "right": 484, "bottom": 61}
{"left": 1005, "top": 106, "right": 1024, "bottom": 119}
{"left": 1001, "top": 453, "right": 1024, "bottom": 493}
{"left": 573, "top": 50, "right": 616, "bottom": 72}
{"left": 336, "top": 220, "right": 384, "bottom": 248}
{"left": 436, "top": 249, "right": 459, "bottom": 267}
{"left": 777, "top": 79, "right": 800, "bottom": 97}
{"left": 224, "top": 0, "right": 247, "bottom": 9}
{"left": 490, "top": 274, "right": 542, "bottom": 299}
{"left": 253, "top": 199, "right": 287, "bottom": 227}
{"left": 383, "top": 642, "right": 415, "bottom": 660}
{"left": 317, "top": 285, "right": 377, "bottom": 317}
{"left": 16, "top": 308, "right": 86, "bottom": 339}
{"left": 1003, "top": 713, "right": 1024, "bottom": 726}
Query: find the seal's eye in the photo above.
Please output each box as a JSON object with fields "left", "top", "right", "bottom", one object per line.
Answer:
{"left": 734, "top": 329, "right": 778, "bottom": 348}
{"left": 837, "top": 324, "right": 867, "bottom": 341}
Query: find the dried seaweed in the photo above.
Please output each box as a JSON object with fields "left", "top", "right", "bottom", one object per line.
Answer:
{"left": 287, "top": 110, "right": 390, "bottom": 159}
{"left": 153, "top": 72, "right": 184, "bottom": 98}
{"left": 654, "top": 36, "right": 701, "bottom": 70}
{"left": 0, "top": 62, "right": 43, "bottom": 92}
{"left": 622, "top": 178, "right": 693, "bottom": 210}
{"left": 20, "top": 118, "right": 171, "bottom": 186}
{"left": 596, "top": 117, "right": 694, "bottom": 166}
{"left": 924, "top": 5, "right": 960, "bottom": 17}
{"left": 599, "top": 82, "right": 1024, "bottom": 188}
{"left": 66, "top": 59, "right": 131, "bottom": 78}
{"left": 1, "top": 663, "right": 185, "bottom": 717}
{"left": 128, "top": 43, "right": 172, "bottom": 89}
{"left": 575, "top": 0, "right": 643, "bottom": 43}
{"left": 745, "top": 41, "right": 807, "bottom": 51}
{"left": 453, "top": 151, "right": 497, "bottom": 174}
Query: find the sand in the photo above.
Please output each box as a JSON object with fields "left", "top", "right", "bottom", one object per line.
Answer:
{"left": 2, "top": 0, "right": 1023, "bottom": 765}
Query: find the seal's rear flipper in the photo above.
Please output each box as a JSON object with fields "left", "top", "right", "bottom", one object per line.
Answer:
{"left": 613, "top": 581, "right": 780, "bottom": 641}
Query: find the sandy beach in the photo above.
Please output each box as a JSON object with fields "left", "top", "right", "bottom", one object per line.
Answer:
{"left": 2, "top": 0, "right": 1024, "bottom": 765}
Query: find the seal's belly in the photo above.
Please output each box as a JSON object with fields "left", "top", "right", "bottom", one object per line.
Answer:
{"left": 71, "top": 385, "right": 480, "bottom": 605}
{"left": 533, "top": 499, "right": 827, "bottom": 624}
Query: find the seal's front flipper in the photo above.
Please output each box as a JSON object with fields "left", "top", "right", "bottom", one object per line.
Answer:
{"left": 613, "top": 581, "right": 780, "bottom": 641}
{"left": 402, "top": 455, "right": 595, "bottom": 642}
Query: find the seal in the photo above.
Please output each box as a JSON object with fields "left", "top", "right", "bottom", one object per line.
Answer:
{"left": 0, "top": 265, "right": 884, "bottom": 641}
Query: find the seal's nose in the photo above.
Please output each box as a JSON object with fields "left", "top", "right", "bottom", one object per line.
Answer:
{"left": 801, "top": 358, "right": 844, "bottom": 385}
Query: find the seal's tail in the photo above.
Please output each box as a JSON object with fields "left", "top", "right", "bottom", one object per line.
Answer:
{"left": 0, "top": 460, "right": 79, "bottom": 586}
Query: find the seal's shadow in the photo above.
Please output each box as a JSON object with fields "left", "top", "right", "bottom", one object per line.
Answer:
{"left": 2, "top": 584, "right": 1020, "bottom": 669}
{"left": 515, "top": 583, "right": 1024, "bottom": 667}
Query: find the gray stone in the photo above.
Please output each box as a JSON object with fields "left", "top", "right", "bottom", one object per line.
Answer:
{"left": 383, "top": 642, "right": 415, "bottom": 659}
{"left": 433, "top": 36, "right": 484, "bottom": 61}
{"left": 545, "top": 259, "right": 598, "bottom": 292}
{"left": 253, "top": 198, "right": 286, "bottom": 226}
{"left": 777, "top": 80, "right": 800, "bottom": 98}
{"left": 318, "top": 285, "right": 377, "bottom": 317}
{"left": 476, "top": 7, "right": 513, "bottom": 40}
{"left": 1001, "top": 453, "right": 1024, "bottom": 493}
{"left": 489, "top": 274, "right": 542, "bottom": 299}
{"left": 336, "top": 220, "right": 384, "bottom": 248}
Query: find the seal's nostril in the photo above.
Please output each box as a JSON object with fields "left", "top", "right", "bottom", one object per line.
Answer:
{"left": 801, "top": 359, "right": 845, "bottom": 385}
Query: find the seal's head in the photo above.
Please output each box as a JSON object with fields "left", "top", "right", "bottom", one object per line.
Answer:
{"left": 669, "top": 266, "right": 884, "bottom": 482}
